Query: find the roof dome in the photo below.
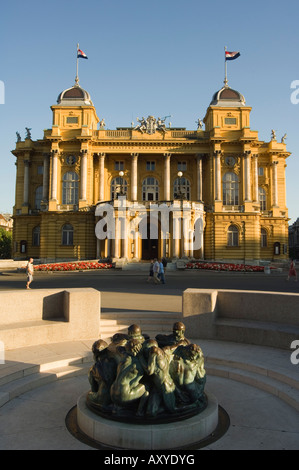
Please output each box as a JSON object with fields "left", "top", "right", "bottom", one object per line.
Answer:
{"left": 57, "top": 84, "right": 93, "bottom": 106}
{"left": 210, "top": 85, "right": 245, "bottom": 107}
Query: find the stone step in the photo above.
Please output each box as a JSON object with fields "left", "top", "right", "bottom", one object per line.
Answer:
{"left": 100, "top": 309, "right": 181, "bottom": 340}
{"left": 0, "top": 362, "right": 91, "bottom": 407}
{"left": 205, "top": 361, "right": 299, "bottom": 412}
{"left": 215, "top": 318, "right": 299, "bottom": 350}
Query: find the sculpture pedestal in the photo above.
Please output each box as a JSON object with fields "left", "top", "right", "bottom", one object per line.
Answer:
{"left": 76, "top": 391, "right": 219, "bottom": 450}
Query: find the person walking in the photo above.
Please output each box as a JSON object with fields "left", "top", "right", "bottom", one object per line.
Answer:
{"left": 153, "top": 258, "right": 160, "bottom": 284}
{"left": 287, "top": 259, "right": 297, "bottom": 281}
{"left": 26, "top": 257, "right": 34, "bottom": 289}
{"left": 158, "top": 258, "right": 166, "bottom": 284}
{"left": 147, "top": 259, "right": 154, "bottom": 282}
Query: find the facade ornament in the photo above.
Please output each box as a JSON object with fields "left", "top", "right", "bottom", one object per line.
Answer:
{"left": 25, "top": 127, "right": 32, "bottom": 139}
{"left": 281, "top": 133, "right": 287, "bottom": 143}
{"left": 271, "top": 129, "right": 276, "bottom": 140}
{"left": 134, "top": 115, "right": 168, "bottom": 135}
{"left": 196, "top": 118, "right": 203, "bottom": 130}
{"left": 16, "top": 132, "right": 21, "bottom": 142}
{"left": 99, "top": 118, "right": 106, "bottom": 128}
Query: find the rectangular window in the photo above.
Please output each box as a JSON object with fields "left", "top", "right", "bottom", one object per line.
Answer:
{"left": 37, "top": 165, "right": 43, "bottom": 175}
{"left": 146, "top": 161, "right": 155, "bottom": 171}
{"left": 66, "top": 116, "right": 78, "bottom": 124}
{"left": 225, "top": 117, "right": 237, "bottom": 125}
{"left": 178, "top": 161, "right": 187, "bottom": 171}
{"left": 258, "top": 167, "right": 264, "bottom": 176}
{"left": 114, "top": 161, "right": 124, "bottom": 171}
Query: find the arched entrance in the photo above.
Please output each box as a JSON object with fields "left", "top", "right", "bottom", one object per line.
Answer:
{"left": 139, "top": 214, "right": 160, "bottom": 260}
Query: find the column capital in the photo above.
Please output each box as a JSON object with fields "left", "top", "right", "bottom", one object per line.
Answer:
{"left": 213, "top": 150, "right": 222, "bottom": 157}
{"left": 163, "top": 152, "right": 171, "bottom": 158}
{"left": 243, "top": 150, "right": 251, "bottom": 157}
{"left": 131, "top": 153, "right": 139, "bottom": 158}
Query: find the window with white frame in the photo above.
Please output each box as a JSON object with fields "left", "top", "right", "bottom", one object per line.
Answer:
{"left": 114, "top": 161, "right": 124, "bottom": 171}
{"left": 62, "top": 172, "right": 79, "bottom": 205}
{"left": 227, "top": 224, "right": 239, "bottom": 246}
{"left": 173, "top": 177, "right": 191, "bottom": 200}
{"left": 259, "top": 187, "right": 267, "bottom": 211}
{"left": 142, "top": 177, "right": 159, "bottom": 201}
{"left": 223, "top": 172, "right": 239, "bottom": 206}
{"left": 261, "top": 228, "right": 267, "bottom": 247}
{"left": 35, "top": 186, "right": 43, "bottom": 210}
{"left": 62, "top": 224, "right": 74, "bottom": 246}
{"left": 177, "top": 161, "right": 187, "bottom": 171}
{"left": 111, "top": 176, "right": 128, "bottom": 199}
{"left": 146, "top": 161, "right": 155, "bottom": 171}
{"left": 32, "top": 226, "right": 40, "bottom": 246}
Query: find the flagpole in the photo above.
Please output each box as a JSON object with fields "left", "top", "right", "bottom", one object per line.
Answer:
{"left": 224, "top": 46, "right": 228, "bottom": 86}
{"left": 75, "top": 43, "right": 79, "bottom": 85}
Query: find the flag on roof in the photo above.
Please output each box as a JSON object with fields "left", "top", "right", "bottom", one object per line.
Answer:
{"left": 77, "top": 49, "right": 88, "bottom": 59}
{"left": 225, "top": 51, "right": 240, "bottom": 61}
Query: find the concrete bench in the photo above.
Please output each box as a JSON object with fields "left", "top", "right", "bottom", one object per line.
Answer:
{"left": 0, "top": 288, "right": 101, "bottom": 350}
{"left": 182, "top": 289, "right": 299, "bottom": 349}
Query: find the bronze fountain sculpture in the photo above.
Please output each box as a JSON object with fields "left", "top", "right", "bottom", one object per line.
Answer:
{"left": 87, "top": 322, "right": 207, "bottom": 423}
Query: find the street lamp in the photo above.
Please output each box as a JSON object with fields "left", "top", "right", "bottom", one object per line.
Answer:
{"left": 118, "top": 170, "right": 125, "bottom": 197}
{"left": 176, "top": 171, "right": 184, "bottom": 200}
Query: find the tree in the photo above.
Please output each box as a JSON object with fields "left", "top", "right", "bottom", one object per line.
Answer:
{"left": 0, "top": 228, "right": 12, "bottom": 259}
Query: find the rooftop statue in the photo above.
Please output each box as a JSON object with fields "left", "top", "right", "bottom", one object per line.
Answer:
{"left": 87, "top": 322, "right": 207, "bottom": 423}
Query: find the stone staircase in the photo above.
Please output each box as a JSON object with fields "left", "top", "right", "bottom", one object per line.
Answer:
{"left": 99, "top": 309, "right": 182, "bottom": 341}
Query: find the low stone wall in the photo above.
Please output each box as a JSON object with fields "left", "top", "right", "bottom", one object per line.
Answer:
{"left": 0, "top": 288, "right": 101, "bottom": 350}
{"left": 182, "top": 288, "right": 299, "bottom": 349}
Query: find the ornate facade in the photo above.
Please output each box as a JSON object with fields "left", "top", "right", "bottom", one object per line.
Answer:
{"left": 12, "top": 80, "right": 290, "bottom": 263}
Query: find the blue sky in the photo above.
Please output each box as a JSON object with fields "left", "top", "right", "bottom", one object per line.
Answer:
{"left": 0, "top": 0, "right": 298, "bottom": 223}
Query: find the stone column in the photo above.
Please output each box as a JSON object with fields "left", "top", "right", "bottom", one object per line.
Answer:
{"left": 23, "top": 159, "right": 30, "bottom": 205}
{"left": 99, "top": 153, "right": 105, "bottom": 201}
{"left": 244, "top": 150, "right": 252, "bottom": 201}
{"left": 214, "top": 151, "right": 222, "bottom": 201}
{"left": 80, "top": 150, "right": 88, "bottom": 200}
{"left": 252, "top": 154, "right": 259, "bottom": 202}
{"left": 173, "top": 213, "right": 181, "bottom": 258}
{"left": 164, "top": 153, "right": 171, "bottom": 200}
{"left": 50, "top": 150, "right": 58, "bottom": 200}
{"left": 42, "top": 153, "right": 49, "bottom": 201}
{"left": 131, "top": 153, "right": 139, "bottom": 201}
{"left": 196, "top": 154, "right": 203, "bottom": 202}
{"left": 272, "top": 161, "right": 279, "bottom": 207}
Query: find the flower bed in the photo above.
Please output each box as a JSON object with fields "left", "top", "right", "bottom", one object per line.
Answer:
{"left": 185, "top": 262, "right": 273, "bottom": 272}
{"left": 34, "top": 261, "right": 113, "bottom": 272}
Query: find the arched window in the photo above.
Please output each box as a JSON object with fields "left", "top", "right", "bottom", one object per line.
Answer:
{"left": 227, "top": 224, "right": 239, "bottom": 247}
{"left": 62, "top": 172, "right": 79, "bottom": 205}
{"left": 111, "top": 176, "right": 128, "bottom": 199}
{"left": 32, "top": 226, "right": 40, "bottom": 246}
{"left": 259, "top": 187, "right": 266, "bottom": 211}
{"left": 35, "top": 186, "right": 43, "bottom": 210}
{"left": 173, "top": 177, "right": 191, "bottom": 200}
{"left": 261, "top": 228, "right": 267, "bottom": 247}
{"left": 142, "top": 177, "right": 159, "bottom": 201}
{"left": 223, "top": 172, "right": 239, "bottom": 206}
{"left": 62, "top": 224, "right": 74, "bottom": 246}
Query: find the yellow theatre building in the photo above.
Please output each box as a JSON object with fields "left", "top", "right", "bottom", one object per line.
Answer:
{"left": 11, "top": 77, "right": 290, "bottom": 264}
